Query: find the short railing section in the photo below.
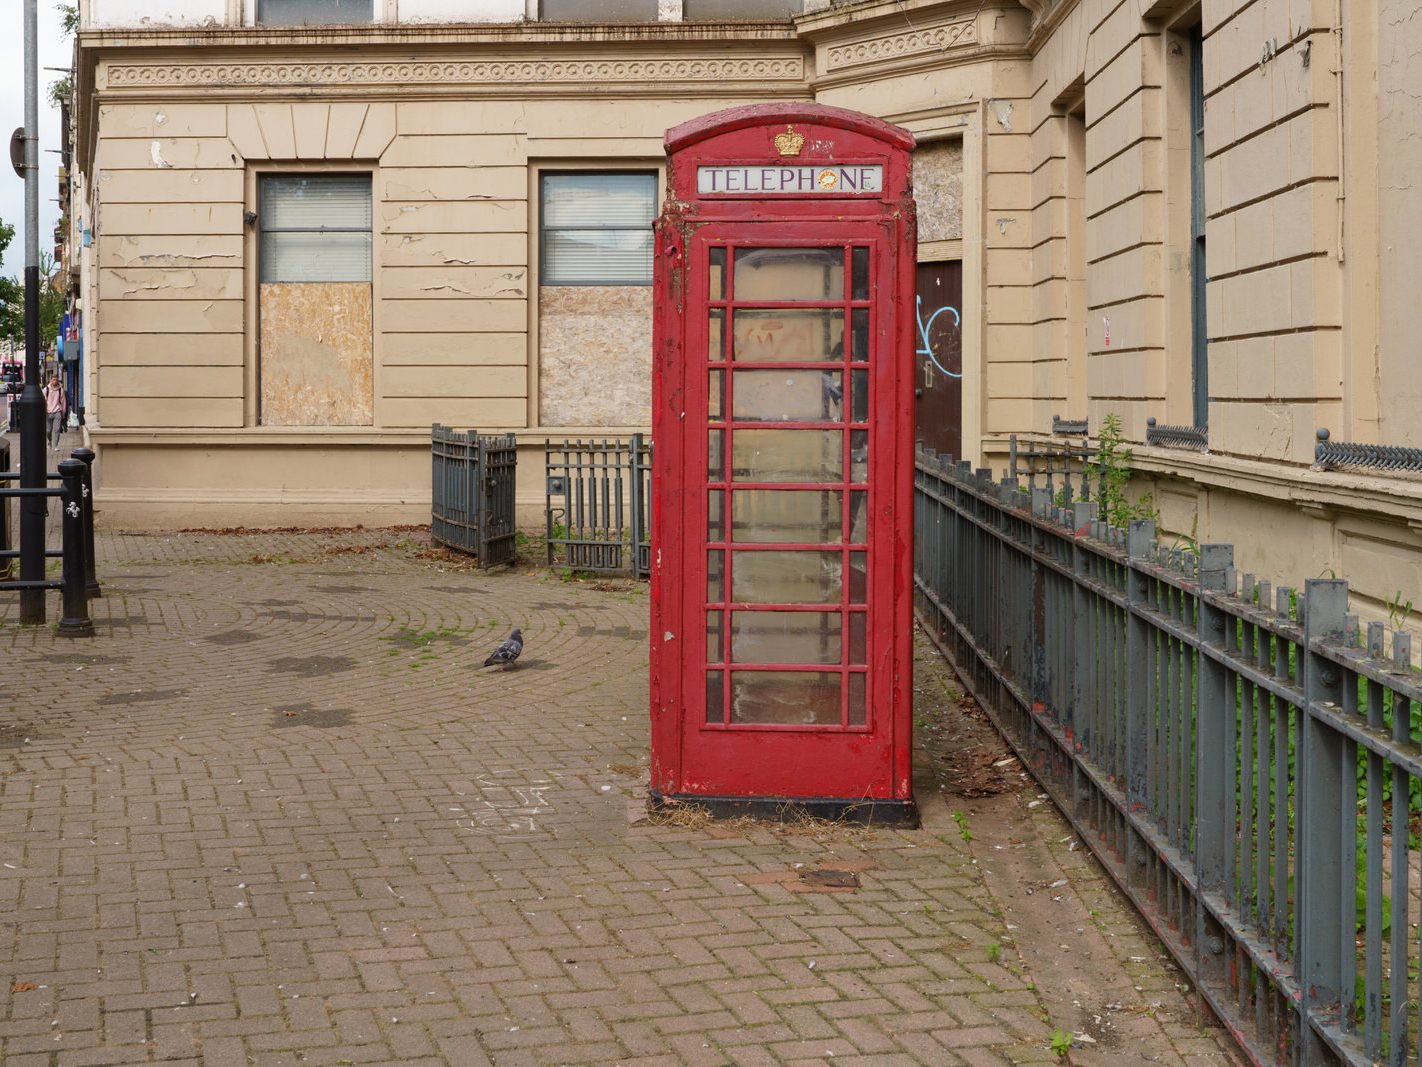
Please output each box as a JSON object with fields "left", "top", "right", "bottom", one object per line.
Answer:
{"left": 544, "top": 435, "right": 651, "bottom": 578}
{"left": 914, "top": 444, "right": 1422, "bottom": 1067}
{"left": 430, "top": 425, "right": 518, "bottom": 569}
{"left": 1145, "top": 417, "right": 1209, "bottom": 451}
{"left": 1314, "top": 429, "right": 1422, "bottom": 473}
{"left": 0, "top": 442, "right": 99, "bottom": 635}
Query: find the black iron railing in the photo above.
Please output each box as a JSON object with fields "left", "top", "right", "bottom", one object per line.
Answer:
{"left": 431, "top": 426, "right": 518, "bottom": 568}
{"left": 545, "top": 436, "right": 651, "bottom": 577}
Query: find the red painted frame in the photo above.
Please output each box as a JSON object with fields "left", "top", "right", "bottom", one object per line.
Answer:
{"left": 650, "top": 103, "right": 917, "bottom": 818}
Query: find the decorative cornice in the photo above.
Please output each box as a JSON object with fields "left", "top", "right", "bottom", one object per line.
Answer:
{"left": 105, "top": 55, "right": 805, "bottom": 89}
{"left": 824, "top": 15, "right": 976, "bottom": 72}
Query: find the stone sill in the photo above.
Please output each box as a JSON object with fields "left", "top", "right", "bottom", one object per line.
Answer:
{"left": 85, "top": 425, "right": 651, "bottom": 447}
{"left": 79, "top": 21, "right": 802, "bottom": 49}
{"left": 990, "top": 434, "right": 1422, "bottom": 528}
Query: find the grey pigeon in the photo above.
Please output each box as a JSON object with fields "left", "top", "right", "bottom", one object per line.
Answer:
{"left": 483, "top": 629, "right": 523, "bottom": 670}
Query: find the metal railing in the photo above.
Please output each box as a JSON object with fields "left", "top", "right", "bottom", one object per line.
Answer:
{"left": 914, "top": 445, "right": 1422, "bottom": 1067}
{"left": 0, "top": 444, "right": 96, "bottom": 635}
{"left": 1314, "top": 428, "right": 1422, "bottom": 473}
{"left": 1007, "top": 433, "right": 1096, "bottom": 502}
{"left": 431, "top": 426, "right": 517, "bottom": 568}
{"left": 1145, "top": 417, "right": 1209, "bottom": 451}
{"left": 544, "top": 436, "right": 651, "bottom": 577}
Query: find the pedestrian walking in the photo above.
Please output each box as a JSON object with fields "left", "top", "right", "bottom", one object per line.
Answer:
{"left": 43, "top": 373, "right": 66, "bottom": 451}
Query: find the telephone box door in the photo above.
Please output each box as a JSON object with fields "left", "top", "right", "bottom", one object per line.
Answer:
{"left": 650, "top": 104, "right": 917, "bottom": 825}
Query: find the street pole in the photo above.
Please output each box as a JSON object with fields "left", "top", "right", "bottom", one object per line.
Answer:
{"left": 19, "top": 0, "right": 46, "bottom": 624}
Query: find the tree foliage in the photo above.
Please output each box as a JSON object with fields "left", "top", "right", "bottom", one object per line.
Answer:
{"left": 0, "top": 220, "right": 20, "bottom": 347}
{"left": 0, "top": 217, "right": 67, "bottom": 353}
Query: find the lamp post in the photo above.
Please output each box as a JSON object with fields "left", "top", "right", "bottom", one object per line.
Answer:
{"left": 18, "top": 0, "right": 45, "bottom": 623}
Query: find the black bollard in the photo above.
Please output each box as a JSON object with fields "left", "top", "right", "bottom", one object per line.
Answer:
{"left": 56, "top": 459, "right": 93, "bottom": 638}
{"left": 70, "top": 447, "right": 101, "bottom": 597}
{"left": 0, "top": 438, "right": 10, "bottom": 582}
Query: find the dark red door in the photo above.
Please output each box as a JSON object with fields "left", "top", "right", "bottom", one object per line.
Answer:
{"left": 676, "top": 222, "right": 900, "bottom": 799}
{"left": 914, "top": 260, "right": 962, "bottom": 458}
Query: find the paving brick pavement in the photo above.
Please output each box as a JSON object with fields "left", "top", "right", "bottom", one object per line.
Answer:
{"left": 0, "top": 526, "right": 1244, "bottom": 1066}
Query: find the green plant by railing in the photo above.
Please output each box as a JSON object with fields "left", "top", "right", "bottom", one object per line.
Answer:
{"left": 1094, "top": 413, "right": 1157, "bottom": 528}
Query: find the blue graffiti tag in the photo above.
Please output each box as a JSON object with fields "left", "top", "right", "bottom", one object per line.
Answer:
{"left": 916, "top": 294, "right": 962, "bottom": 379}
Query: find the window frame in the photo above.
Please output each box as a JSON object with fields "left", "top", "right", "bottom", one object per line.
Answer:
{"left": 538, "top": 170, "right": 659, "bottom": 287}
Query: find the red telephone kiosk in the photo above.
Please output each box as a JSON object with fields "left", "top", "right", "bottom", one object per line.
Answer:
{"left": 649, "top": 103, "right": 918, "bottom": 826}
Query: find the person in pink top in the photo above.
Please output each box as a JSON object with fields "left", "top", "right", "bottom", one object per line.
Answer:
{"left": 43, "top": 374, "right": 66, "bottom": 451}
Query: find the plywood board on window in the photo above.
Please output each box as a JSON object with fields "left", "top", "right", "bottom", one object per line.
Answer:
{"left": 538, "top": 285, "right": 651, "bottom": 427}
{"left": 259, "top": 282, "right": 373, "bottom": 426}
{"left": 913, "top": 141, "right": 964, "bottom": 244}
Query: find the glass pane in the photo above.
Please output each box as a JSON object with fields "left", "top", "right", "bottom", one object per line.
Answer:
{"left": 732, "top": 429, "right": 843, "bottom": 483}
{"left": 851, "top": 247, "right": 869, "bottom": 300}
{"left": 708, "top": 429, "right": 724, "bottom": 481}
{"left": 708, "top": 489, "right": 724, "bottom": 543}
{"left": 258, "top": 0, "right": 372, "bottom": 23}
{"left": 261, "top": 231, "right": 371, "bottom": 283}
{"left": 733, "top": 310, "right": 844, "bottom": 362}
{"left": 849, "top": 551, "right": 866, "bottom": 605}
{"left": 732, "top": 489, "right": 842, "bottom": 544}
{"left": 708, "top": 247, "right": 726, "bottom": 301}
{"left": 850, "top": 368, "right": 868, "bottom": 423}
{"left": 542, "top": 172, "right": 657, "bottom": 227}
{"left": 731, "top": 671, "right": 840, "bottom": 726}
{"left": 707, "top": 611, "right": 723, "bottom": 662}
{"left": 732, "top": 550, "right": 842, "bottom": 604}
{"left": 733, "top": 247, "right": 844, "bottom": 301}
{"left": 850, "top": 430, "right": 867, "bottom": 483}
{"left": 543, "top": 229, "right": 653, "bottom": 285}
{"left": 851, "top": 308, "right": 869, "bottom": 362}
{"left": 732, "top": 611, "right": 841, "bottom": 664}
{"left": 706, "top": 670, "right": 724, "bottom": 724}
{"left": 849, "top": 490, "right": 867, "bottom": 544}
{"left": 708, "top": 369, "right": 724, "bottom": 420}
{"left": 261, "top": 175, "right": 372, "bottom": 229}
{"left": 707, "top": 550, "right": 725, "bottom": 603}
{"left": 708, "top": 309, "right": 725, "bottom": 362}
{"left": 849, "top": 612, "right": 866, "bottom": 665}
{"left": 732, "top": 371, "right": 842, "bottom": 423}
{"left": 848, "top": 673, "right": 866, "bottom": 726}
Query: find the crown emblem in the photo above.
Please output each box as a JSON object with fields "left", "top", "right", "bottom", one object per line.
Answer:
{"left": 773, "top": 126, "right": 805, "bottom": 157}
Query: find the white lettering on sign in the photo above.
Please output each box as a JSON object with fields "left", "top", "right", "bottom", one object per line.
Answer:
{"left": 697, "top": 165, "right": 884, "bottom": 196}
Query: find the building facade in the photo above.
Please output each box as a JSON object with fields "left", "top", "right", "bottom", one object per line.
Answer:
{"left": 69, "top": 0, "right": 1422, "bottom": 619}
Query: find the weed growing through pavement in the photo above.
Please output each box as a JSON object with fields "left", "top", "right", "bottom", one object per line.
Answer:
{"left": 987, "top": 942, "right": 1001, "bottom": 963}
{"left": 952, "top": 810, "right": 973, "bottom": 842}
{"left": 1049, "top": 1027, "right": 1074, "bottom": 1059}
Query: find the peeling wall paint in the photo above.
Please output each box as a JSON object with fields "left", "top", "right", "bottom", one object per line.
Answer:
{"left": 89, "top": 0, "right": 225, "bottom": 27}
{"left": 259, "top": 283, "right": 373, "bottom": 426}
{"left": 538, "top": 286, "right": 652, "bottom": 427}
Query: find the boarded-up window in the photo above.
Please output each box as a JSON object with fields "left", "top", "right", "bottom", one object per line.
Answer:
{"left": 540, "top": 173, "right": 656, "bottom": 285}
{"left": 258, "top": 0, "right": 372, "bottom": 25}
{"left": 912, "top": 141, "right": 964, "bottom": 244}
{"left": 258, "top": 175, "right": 373, "bottom": 426}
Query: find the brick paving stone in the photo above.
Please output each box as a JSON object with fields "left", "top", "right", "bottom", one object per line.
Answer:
{"left": 0, "top": 526, "right": 1245, "bottom": 1065}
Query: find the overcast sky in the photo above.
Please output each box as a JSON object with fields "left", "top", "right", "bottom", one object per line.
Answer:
{"left": 0, "top": 4, "right": 70, "bottom": 278}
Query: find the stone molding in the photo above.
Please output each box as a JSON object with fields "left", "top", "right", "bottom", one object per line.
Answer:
{"left": 824, "top": 16, "right": 976, "bottom": 72}
{"left": 105, "top": 55, "right": 804, "bottom": 89}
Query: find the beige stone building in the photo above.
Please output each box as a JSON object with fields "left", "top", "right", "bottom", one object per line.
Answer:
{"left": 69, "top": 0, "right": 1422, "bottom": 617}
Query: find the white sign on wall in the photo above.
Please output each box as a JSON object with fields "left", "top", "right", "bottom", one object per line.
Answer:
{"left": 697, "top": 165, "right": 884, "bottom": 196}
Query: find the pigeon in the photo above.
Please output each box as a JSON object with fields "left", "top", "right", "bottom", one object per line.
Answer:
{"left": 482, "top": 629, "right": 523, "bottom": 670}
